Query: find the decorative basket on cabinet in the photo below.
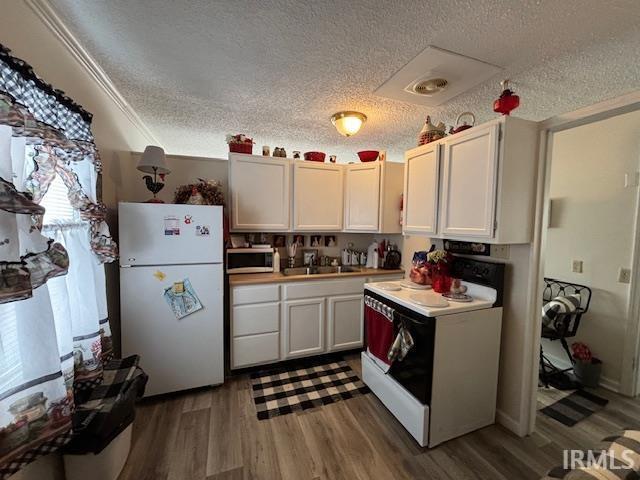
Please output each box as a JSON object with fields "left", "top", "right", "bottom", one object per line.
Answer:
{"left": 226, "top": 134, "right": 254, "bottom": 154}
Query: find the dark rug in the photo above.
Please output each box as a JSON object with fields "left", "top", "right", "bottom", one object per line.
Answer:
{"left": 250, "top": 358, "right": 369, "bottom": 420}
{"left": 540, "top": 389, "right": 609, "bottom": 426}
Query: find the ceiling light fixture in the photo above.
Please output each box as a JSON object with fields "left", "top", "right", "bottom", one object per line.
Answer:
{"left": 331, "top": 111, "right": 367, "bottom": 137}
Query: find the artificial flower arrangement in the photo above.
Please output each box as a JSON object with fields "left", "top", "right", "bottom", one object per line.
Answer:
{"left": 226, "top": 134, "right": 254, "bottom": 154}
{"left": 426, "top": 249, "right": 451, "bottom": 270}
{"left": 174, "top": 178, "right": 225, "bottom": 206}
{"left": 571, "top": 342, "right": 599, "bottom": 363}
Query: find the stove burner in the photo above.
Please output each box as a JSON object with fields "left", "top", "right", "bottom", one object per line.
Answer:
{"left": 442, "top": 292, "right": 473, "bottom": 303}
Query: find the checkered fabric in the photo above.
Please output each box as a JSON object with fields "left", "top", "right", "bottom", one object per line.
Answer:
{"left": 72, "top": 355, "right": 146, "bottom": 432}
{"left": 251, "top": 359, "right": 370, "bottom": 420}
{"left": 0, "top": 54, "right": 94, "bottom": 142}
{"left": 0, "top": 431, "right": 73, "bottom": 480}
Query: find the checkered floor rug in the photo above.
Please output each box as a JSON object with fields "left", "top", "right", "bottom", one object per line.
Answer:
{"left": 540, "top": 389, "right": 609, "bottom": 426}
{"left": 250, "top": 358, "right": 370, "bottom": 420}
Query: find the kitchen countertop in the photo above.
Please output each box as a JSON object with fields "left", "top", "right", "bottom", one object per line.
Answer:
{"left": 228, "top": 268, "right": 404, "bottom": 286}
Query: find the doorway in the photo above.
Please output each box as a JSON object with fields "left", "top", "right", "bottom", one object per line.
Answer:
{"left": 532, "top": 104, "right": 640, "bottom": 435}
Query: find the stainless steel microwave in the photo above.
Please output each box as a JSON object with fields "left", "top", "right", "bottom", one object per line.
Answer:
{"left": 226, "top": 248, "right": 274, "bottom": 274}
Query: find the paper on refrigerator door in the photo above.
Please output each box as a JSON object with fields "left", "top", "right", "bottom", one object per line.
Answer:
{"left": 163, "top": 277, "right": 203, "bottom": 319}
{"left": 164, "top": 216, "right": 180, "bottom": 236}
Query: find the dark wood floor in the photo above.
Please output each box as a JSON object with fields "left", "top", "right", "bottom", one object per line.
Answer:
{"left": 118, "top": 357, "right": 640, "bottom": 480}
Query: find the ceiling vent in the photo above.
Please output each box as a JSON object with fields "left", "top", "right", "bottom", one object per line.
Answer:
{"left": 411, "top": 78, "right": 448, "bottom": 96}
{"left": 374, "top": 46, "right": 502, "bottom": 107}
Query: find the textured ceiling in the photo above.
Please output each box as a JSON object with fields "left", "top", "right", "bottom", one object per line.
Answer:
{"left": 50, "top": 0, "right": 640, "bottom": 162}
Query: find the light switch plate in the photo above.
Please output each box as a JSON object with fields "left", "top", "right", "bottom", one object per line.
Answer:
{"left": 572, "top": 260, "right": 583, "bottom": 273}
{"left": 624, "top": 172, "right": 640, "bottom": 188}
{"left": 618, "top": 267, "right": 632, "bottom": 284}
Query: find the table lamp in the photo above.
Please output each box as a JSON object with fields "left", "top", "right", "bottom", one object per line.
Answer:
{"left": 137, "top": 146, "right": 170, "bottom": 203}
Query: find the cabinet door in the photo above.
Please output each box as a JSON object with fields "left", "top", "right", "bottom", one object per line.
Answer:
{"left": 327, "top": 294, "right": 364, "bottom": 352}
{"left": 283, "top": 298, "right": 325, "bottom": 359}
{"left": 439, "top": 124, "right": 499, "bottom": 238}
{"left": 293, "top": 162, "right": 343, "bottom": 231}
{"left": 403, "top": 144, "right": 440, "bottom": 235}
{"left": 230, "top": 154, "right": 290, "bottom": 231}
{"left": 344, "top": 163, "right": 381, "bottom": 231}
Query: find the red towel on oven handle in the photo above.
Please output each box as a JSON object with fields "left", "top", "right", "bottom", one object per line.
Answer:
{"left": 365, "top": 304, "right": 394, "bottom": 366}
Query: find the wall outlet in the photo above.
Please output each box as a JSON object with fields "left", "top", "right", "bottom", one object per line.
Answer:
{"left": 571, "top": 260, "right": 583, "bottom": 273}
{"left": 618, "top": 267, "right": 632, "bottom": 284}
{"left": 491, "top": 244, "right": 510, "bottom": 260}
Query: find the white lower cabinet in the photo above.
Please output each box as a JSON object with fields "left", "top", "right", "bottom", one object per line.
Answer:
{"left": 327, "top": 294, "right": 364, "bottom": 352}
{"left": 283, "top": 298, "right": 325, "bottom": 359}
{"left": 231, "top": 278, "right": 370, "bottom": 369}
{"left": 232, "top": 332, "right": 280, "bottom": 368}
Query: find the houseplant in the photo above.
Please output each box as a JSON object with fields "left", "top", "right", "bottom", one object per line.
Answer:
{"left": 571, "top": 342, "right": 602, "bottom": 388}
{"left": 226, "top": 134, "right": 254, "bottom": 154}
{"left": 426, "top": 249, "right": 453, "bottom": 293}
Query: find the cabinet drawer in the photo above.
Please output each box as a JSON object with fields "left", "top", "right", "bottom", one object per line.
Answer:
{"left": 232, "top": 332, "right": 280, "bottom": 369}
{"left": 284, "top": 278, "right": 364, "bottom": 299}
{"left": 232, "top": 284, "right": 280, "bottom": 305}
{"left": 233, "top": 303, "right": 280, "bottom": 336}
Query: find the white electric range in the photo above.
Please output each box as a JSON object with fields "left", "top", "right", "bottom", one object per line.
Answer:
{"left": 361, "top": 257, "right": 505, "bottom": 448}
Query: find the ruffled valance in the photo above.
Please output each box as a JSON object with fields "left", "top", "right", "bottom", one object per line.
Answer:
{"left": 0, "top": 46, "right": 93, "bottom": 142}
{"left": 0, "top": 90, "right": 116, "bottom": 264}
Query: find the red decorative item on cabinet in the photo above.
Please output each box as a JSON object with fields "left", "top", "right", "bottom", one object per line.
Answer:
{"left": 493, "top": 80, "right": 520, "bottom": 116}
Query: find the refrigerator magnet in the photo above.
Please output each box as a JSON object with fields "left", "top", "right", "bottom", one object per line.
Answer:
{"left": 153, "top": 270, "right": 166, "bottom": 281}
{"left": 195, "top": 225, "right": 210, "bottom": 236}
{"left": 184, "top": 215, "right": 193, "bottom": 225}
{"left": 164, "top": 216, "right": 180, "bottom": 235}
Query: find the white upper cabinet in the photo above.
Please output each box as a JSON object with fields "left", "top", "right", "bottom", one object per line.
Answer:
{"left": 439, "top": 123, "right": 499, "bottom": 239}
{"left": 344, "top": 161, "right": 403, "bottom": 233}
{"left": 403, "top": 143, "right": 440, "bottom": 235}
{"left": 403, "top": 116, "right": 539, "bottom": 244}
{"left": 229, "top": 154, "right": 291, "bottom": 231}
{"left": 229, "top": 154, "right": 403, "bottom": 234}
{"left": 344, "top": 162, "right": 381, "bottom": 231}
{"left": 293, "top": 161, "right": 343, "bottom": 231}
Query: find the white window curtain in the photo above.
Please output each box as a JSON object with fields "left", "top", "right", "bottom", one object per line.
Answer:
{"left": 0, "top": 48, "right": 116, "bottom": 478}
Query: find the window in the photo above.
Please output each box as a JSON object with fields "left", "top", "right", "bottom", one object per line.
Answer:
{"left": 41, "top": 174, "right": 81, "bottom": 226}
{"left": 0, "top": 303, "right": 21, "bottom": 391}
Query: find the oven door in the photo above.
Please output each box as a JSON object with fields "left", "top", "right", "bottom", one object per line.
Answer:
{"left": 364, "top": 289, "right": 436, "bottom": 405}
{"left": 226, "top": 248, "right": 274, "bottom": 273}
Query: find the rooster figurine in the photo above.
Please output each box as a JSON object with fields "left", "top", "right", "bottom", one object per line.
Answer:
{"left": 142, "top": 173, "right": 166, "bottom": 203}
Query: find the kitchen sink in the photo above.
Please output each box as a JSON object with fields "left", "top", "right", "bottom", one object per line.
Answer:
{"left": 282, "top": 266, "right": 364, "bottom": 276}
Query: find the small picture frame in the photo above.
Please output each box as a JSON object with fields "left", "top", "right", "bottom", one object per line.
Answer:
{"left": 324, "top": 235, "right": 337, "bottom": 247}
{"left": 302, "top": 249, "right": 319, "bottom": 266}
{"left": 273, "top": 235, "right": 286, "bottom": 248}
{"left": 292, "top": 234, "right": 305, "bottom": 247}
{"left": 310, "top": 235, "right": 322, "bottom": 247}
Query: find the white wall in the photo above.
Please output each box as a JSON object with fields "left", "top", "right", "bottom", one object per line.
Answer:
{"left": 542, "top": 109, "right": 640, "bottom": 390}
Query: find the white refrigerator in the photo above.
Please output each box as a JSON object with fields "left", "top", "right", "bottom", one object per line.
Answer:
{"left": 118, "top": 202, "right": 224, "bottom": 396}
